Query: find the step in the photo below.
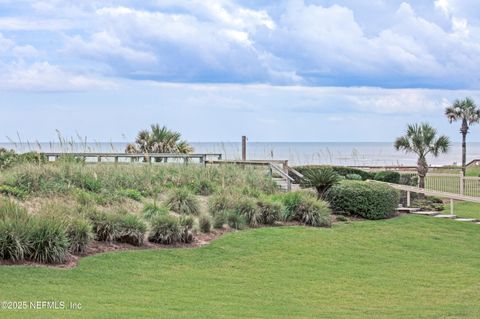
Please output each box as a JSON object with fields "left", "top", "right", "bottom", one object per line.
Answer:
{"left": 454, "top": 218, "right": 477, "bottom": 222}
{"left": 410, "top": 211, "right": 440, "bottom": 216}
{"left": 434, "top": 214, "right": 457, "bottom": 219}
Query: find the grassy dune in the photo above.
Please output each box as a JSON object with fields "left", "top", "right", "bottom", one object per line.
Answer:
{"left": 1, "top": 215, "right": 479, "bottom": 319}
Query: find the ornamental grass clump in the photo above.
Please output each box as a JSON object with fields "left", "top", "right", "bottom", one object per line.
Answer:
{"left": 28, "top": 217, "right": 70, "bottom": 264}
{"left": 256, "top": 199, "right": 282, "bottom": 225}
{"left": 166, "top": 188, "right": 200, "bottom": 215}
{"left": 234, "top": 197, "right": 260, "bottom": 227}
{"left": 0, "top": 199, "right": 31, "bottom": 262}
{"left": 66, "top": 217, "right": 93, "bottom": 255}
{"left": 116, "top": 214, "right": 147, "bottom": 246}
{"left": 148, "top": 215, "right": 181, "bottom": 244}
{"left": 89, "top": 211, "right": 121, "bottom": 242}
{"left": 198, "top": 214, "right": 212, "bottom": 233}
{"left": 142, "top": 202, "right": 169, "bottom": 220}
{"left": 179, "top": 215, "right": 195, "bottom": 243}
{"left": 277, "top": 191, "right": 331, "bottom": 227}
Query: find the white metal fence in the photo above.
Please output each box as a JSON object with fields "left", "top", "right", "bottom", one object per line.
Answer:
{"left": 401, "top": 172, "right": 480, "bottom": 197}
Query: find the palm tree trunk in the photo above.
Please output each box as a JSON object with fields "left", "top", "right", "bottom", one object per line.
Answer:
{"left": 462, "top": 132, "right": 467, "bottom": 177}
{"left": 417, "top": 156, "right": 428, "bottom": 199}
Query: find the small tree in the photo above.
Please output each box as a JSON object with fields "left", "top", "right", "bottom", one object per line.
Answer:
{"left": 300, "top": 167, "right": 340, "bottom": 199}
{"left": 125, "top": 124, "right": 193, "bottom": 158}
{"left": 445, "top": 97, "right": 480, "bottom": 176}
{"left": 394, "top": 123, "right": 450, "bottom": 194}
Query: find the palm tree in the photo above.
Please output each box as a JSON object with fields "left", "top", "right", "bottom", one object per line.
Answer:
{"left": 445, "top": 97, "right": 480, "bottom": 176}
{"left": 125, "top": 125, "right": 193, "bottom": 159}
{"left": 394, "top": 123, "right": 450, "bottom": 194}
{"left": 300, "top": 167, "right": 340, "bottom": 199}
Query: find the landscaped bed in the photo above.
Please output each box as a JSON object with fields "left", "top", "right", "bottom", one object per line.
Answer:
{"left": 0, "top": 216, "right": 479, "bottom": 318}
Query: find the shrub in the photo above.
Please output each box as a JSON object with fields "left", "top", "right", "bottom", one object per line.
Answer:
{"left": 208, "top": 193, "right": 231, "bottom": 216}
{"left": 0, "top": 200, "right": 31, "bottom": 261}
{"left": 326, "top": 181, "right": 399, "bottom": 220}
{"left": 117, "top": 214, "right": 147, "bottom": 246}
{"left": 411, "top": 196, "right": 444, "bottom": 211}
{"left": 148, "top": 215, "right": 181, "bottom": 244}
{"left": 179, "top": 215, "right": 195, "bottom": 243}
{"left": 0, "top": 148, "right": 18, "bottom": 170}
{"left": 295, "top": 197, "right": 332, "bottom": 227}
{"left": 89, "top": 212, "right": 121, "bottom": 242}
{"left": 256, "top": 199, "right": 282, "bottom": 225}
{"left": 142, "top": 202, "right": 169, "bottom": 220}
{"left": 67, "top": 218, "right": 93, "bottom": 255}
{"left": 199, "top": 214, "right": 212, "bottom": 233}
{"left": 399, "top": 174, "right": 418, "bottom": 186}
{"left": 213, "top": 213, "right": 226, "bottom": 229}
{"left": 293, "top": 166, "right": 373, "bottom": 181}
{"left": 225, "top": 210, "right": 246, "bottom": 230}
{"left": 166, "top": 188, "right": 200, "bottom": 215}
{"left": 234, "top": 197, "right": 260, "bottom": 227}
{"left": 278, "top": 191, "right": 315, "bottom": 221}
{"left": 117, "top": 189, "right": 142, "bottom": 201}
{"left": 80, "top": 175, "right": 102, "bottom": 193}
{"left": 374, "top": 171, "right": 401, "bottom": 184}
{"left": 73, "top": 189, "right": 96, "bottom": 206}
{"left": 191, "top": 180, "right": 216, "bottom": 196}
{"left": 28, "top": 217, "right": 70, "bottom": 264}
{"left": 345, "top": 174, "right": 362, "bottom": 181}
{"left": 300, "top": 167, "right": 340, "bottom": 199}
{"left": 0, "top": 185, "right": 27, "bottom": 199}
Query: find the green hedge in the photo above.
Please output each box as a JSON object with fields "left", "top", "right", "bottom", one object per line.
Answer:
{"left": 292, "top": 166, "right": 374, "bottom": 182}
{"left": 373, "top": 171, "right": 400, "bottom": 184}
{"left": 326, "top": 181, "right": 399, "bottom": 220}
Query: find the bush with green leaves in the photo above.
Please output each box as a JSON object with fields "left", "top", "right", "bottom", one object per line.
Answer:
{"left": 373, "top": 171, "right": 401, "bottom": 184}
{"left": 0, "top": 200, "right": 31, "bottom": 261}
{"left": 117, "top": 189, "right": 142, "bottom": 201}
{"left": 300, "top": 167, "right": 340, "bottom": 199}
{"left": 28, "top": 217, "right": 70, "bottom": 264}
{"left": 0, "top": 185, "right": 27, "bottom": 199}
{"left": 345, "top": 174, "right": 362, "bottom": 181}
{"left": 294, "top": 166, "right": 374, "bottom": 182}
{"left": 117, "top": 214, "right": 147, "bottom": 246}
{"left": 326, "top": 181, "right": 399, "bottom": 220}
{"left": 275, "top": 191, "right": 331, "bottom": 227}
{"left": 142, "top": 202, "right": 169, "bottom": 220}
{"left": 256, "top": 198, "right": 282, "bottom": 225}
{"left": 148, "top": 215, "right": 181, "bottom": 244}
{"left": 234, "top": 197, "right": 260, "bottom": 227}
{"left": 166, "top": 188, "right": 200, "bottom": 215}
{"left": 67, "top": 218, "right": 93, "bottom": 255}
{"left": 198, "top": 214, "right": 212, "bottom": 233}
{"left": 225, "top": 210, "right": 247, "bottom": 230}
{"left": 0, "top": 148, "right": 18, "bottom": 170}
{"left": 411, "top": 196, "right": 444, "bottom": 211}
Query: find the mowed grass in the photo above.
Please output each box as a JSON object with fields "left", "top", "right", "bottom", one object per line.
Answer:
{"left": 444, "top": 201, "right": 480, "bottom": 219}
{"left": 1, "top": 215, "right": 480, "bottom": 319}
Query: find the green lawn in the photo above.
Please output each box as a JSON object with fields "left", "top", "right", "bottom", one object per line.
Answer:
{"left": 445, "top": 201, "right": 480, "bottom": 219}
{"left": 1, "top": 215, "right": 480, "bottom": 318}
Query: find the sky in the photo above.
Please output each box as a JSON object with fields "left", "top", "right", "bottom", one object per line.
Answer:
{"left": 1, "top": 0, "right": 480, "bottom": 142}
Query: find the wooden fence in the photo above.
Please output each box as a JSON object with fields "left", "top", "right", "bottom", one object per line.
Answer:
{"left": 400, "top": 172, "right": 480, "bottom": 197}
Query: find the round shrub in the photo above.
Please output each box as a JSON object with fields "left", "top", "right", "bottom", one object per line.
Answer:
{"left": 166, "top": 188, "right": 200, "bottom": 215}
{"left": 256, "top": 199, "right": 282, "bottom": 225}
{"left": 117, "top": 214, "right": 147, "bottom": 246}
{"left": 28, "top": 217, "right": 70, "bottom": 264}
{"left": 326, "top": 181, "right": 399, "bottom": 220}
{"left": 213, "top": 213, "right": 226, "bottom": 229}
{"left": 148, "top": 215, "right": 181, "bottom": 244}
{"left": 198, "top": 214, "right": 212, "bottom": 233}
{"left": 89, "top": 211, "right": 121, "bottom": 242}
{"left": 373, "top": 171, "right": 401, "bottom": 184}
{"left": 67, "top": 218, "right": 93, "bottom": 255}
{"left": 295, "top": 197, "right": 332, "bottom": 227}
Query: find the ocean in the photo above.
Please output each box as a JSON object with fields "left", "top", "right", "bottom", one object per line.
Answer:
{"left": 1, "top": 141, "right": 478, "bottom": 167}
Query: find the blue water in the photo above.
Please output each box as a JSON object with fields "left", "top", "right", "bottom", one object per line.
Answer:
{"left": 1, "top": 141, "right": 478, "bottom": 167}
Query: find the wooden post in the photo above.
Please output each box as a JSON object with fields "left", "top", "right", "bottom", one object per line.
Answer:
{"left": 97, "top": 156, "right": 101, "bottom": 163}
{"left": 406, "top": 191, "right": 411, "bottom": 207}
{"left": 450, "top": 199, "right": 454, "bottom": 215}
{"left": 241, "top": 136, "right": 247, "bottom": 161}
{"left": 460, "top": 172, "right": 464, "bottom": 195}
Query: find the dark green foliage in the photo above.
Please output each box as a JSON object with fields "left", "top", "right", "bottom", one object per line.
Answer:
{"left": 28, "top": 217, "right": 70, "bottom": 264}
{"left": 199, "top": 214, "right": 212, "bottom": 233}
{"left": 326, "top": 181, "right": 399, "bottom": 220}
{"left": 89, "top": 212, "right": 121, "bottom": 242}
{"left": 292, "top": 166, "right": 373, "bottom": 183}
{"left": 208, "top": 193, "right": 231, "bottom": 216}
{"left": 300, "top": 167, "right": 340, "bottom": 199}
{"left": 0, "top": 148, "right": 18, "bottom": 170}
{"left": 148, "top": 215, "right": 181, "bottom": 244}
{"left": 0, "top": 185, "right": 27, "bottom": 199}
{"left": 256, "top": 199, "right": 282, "bottom": 225}
{"left": 142, "top": 202, "right": 168, "bottom": 220}
{"left": 336, "top": 215, "right": 349, "bottom": 222}
{"left": 179, "top": 215, "right": 195, "bottom": 243}
{"left": 166, "top": 188, "right": 200, "bottom": 215}
{"left": 117, "top": 214, "right": 147, "bottom": 246}
{"left": 295, "top": 197, "right": 332, "bottom": 227}
{"left": 225, "top": 210, "right": 247, "bottom": 230}
{"left": 117, "top": 189, "right": 142, "bottom": 201}
{"left": 213, "top": 213, "right": 226, "bottom": 229}
{"left": 399, "top": 174, "right": 418, "bottom": 186}
{"left": 67, "top": 218, "right": 93, "bottom": 255}
{"left": 411, "top": 196, "right": 444, "bottom": 211}
{"left": 234, "top": 197, "right": 260, "bottom": 227}
{"left": 0, "top": 200, "right": 31, "bottom": 261}
{"left": 345, "top": 174, "right": 362, "bottom": 181}
{"left": 191, "top": 180, "right": 216, "bottom": 196}
{"left": 374, "top": 171, "right": 401, "bottom": 184}
{"left": 80, "top": 175, "right": 102, "bottom": 193}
